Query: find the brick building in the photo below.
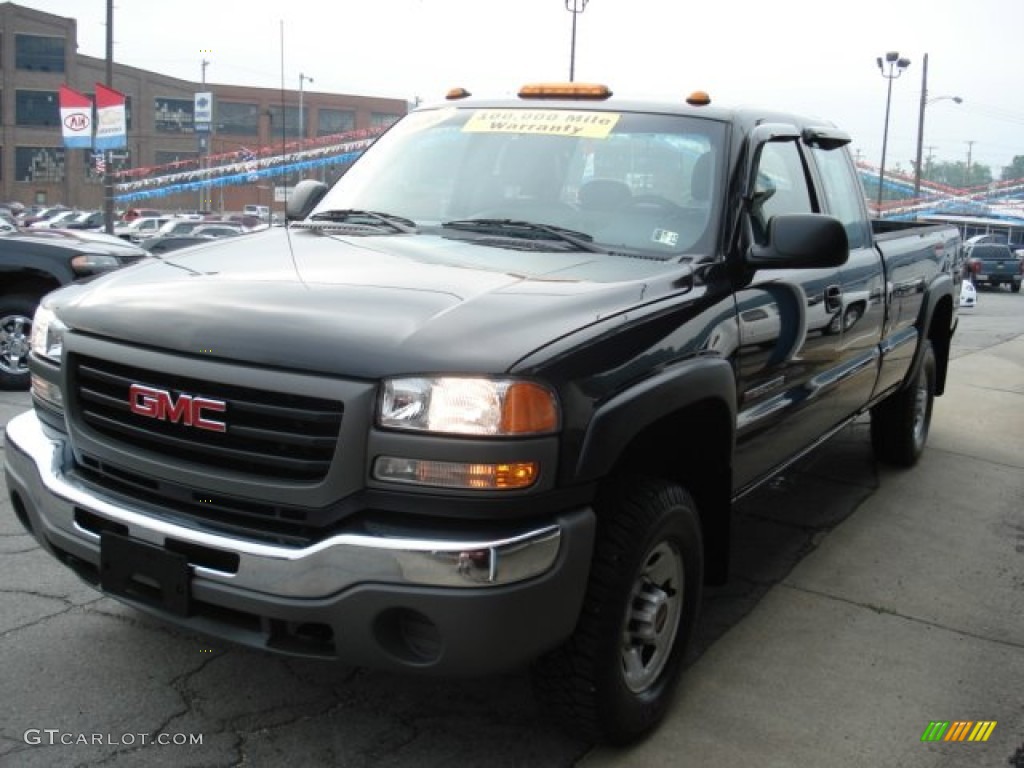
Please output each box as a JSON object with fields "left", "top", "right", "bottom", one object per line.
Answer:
{"left": 0, "top": 2, "right": 407, "bottom": 213}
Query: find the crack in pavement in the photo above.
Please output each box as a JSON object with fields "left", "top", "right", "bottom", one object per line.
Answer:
{"left": 779, "top": 582, "right": 1024, "bottom": 651}
{"left": 928, "top": 444, "right": 1024, "bottom": 470}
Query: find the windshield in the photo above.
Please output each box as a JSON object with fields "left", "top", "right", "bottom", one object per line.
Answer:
{"left": 312, "top": 106, "right": 725, "bottom": 257}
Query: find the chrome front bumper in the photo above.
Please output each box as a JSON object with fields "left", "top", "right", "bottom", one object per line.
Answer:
{"left": 4, "top": 410, "right": 567, "bottom": 597}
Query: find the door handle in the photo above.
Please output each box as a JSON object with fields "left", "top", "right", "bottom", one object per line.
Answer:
{"left": 824, "top": 284, "right": 843, "bottom": 313}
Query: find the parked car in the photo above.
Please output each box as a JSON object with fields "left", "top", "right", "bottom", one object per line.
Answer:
{"left": 155, "top": 218, "right": 205, "bottom": 237}
{"left": 18, "top": 205, "right": 71, "bottom": 228}
{"left": 114, "top": 216, "right": 171, "bottom": 242}
{"left": 190, "top": 223, "right": 244, "bottom": 238}
{"left": 141, "top": 234, "right": 216, "bottom": 255}
{"left": 62, "top": 211, "right": 106, "bottom": 230}
{"left": 120, "top": 207, "right": 163, "bottom": 223}
{"left": 964, "top": 243, "right": 1022, "bottom": 292}
{"left": 0, "top": 230, "right": 147, "bottom": 389}
{"left": 31, "top": 210, "right": 82, "bottom": 229}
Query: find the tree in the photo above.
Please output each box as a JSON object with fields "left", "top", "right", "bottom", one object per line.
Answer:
{"left": 1002, "top": 156, "right": 1024, "bottom": 183}
{"left": 925, "top": 161, "right": 991, "bottom": 188}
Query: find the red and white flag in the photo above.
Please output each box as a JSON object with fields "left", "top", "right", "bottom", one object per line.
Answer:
{"left": 94, "top": 83, "right": 127, "bottom": 151}
{"left": 59, "top": 85, "right": 92, "bottom": 148}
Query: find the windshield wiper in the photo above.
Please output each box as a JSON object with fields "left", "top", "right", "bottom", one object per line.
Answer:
{"left": 442, "top": 218, "right": 614, "bottom": 254}
{"left": 307, "top": 209, "right": 417, "bottom": 233}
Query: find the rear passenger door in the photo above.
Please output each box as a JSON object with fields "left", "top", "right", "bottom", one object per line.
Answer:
{"left": 808, "top": 142, "right": 886, "bottom": 418}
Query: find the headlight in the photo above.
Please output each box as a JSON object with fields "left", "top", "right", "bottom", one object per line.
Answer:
{"left": 30, "top": 305, "right": 68, "bottom": 363}
{"left": 70, "top": 253, "right": 120, "bottom": 273}
{"left": 379, "top": 377, "right": 559, "bottom": 436}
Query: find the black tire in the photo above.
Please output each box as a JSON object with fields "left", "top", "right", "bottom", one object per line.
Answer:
{"left": 0, "top": 294, "right": 40, "bottom": 391}
{"left": 531, "top": 477, "right": 703, "bottom": 745}
{"left": 1012, "top": 282, "right": 1021, "bottom": 294}
{"left": 870, "top": 339, "right": 936, "bottom": 467}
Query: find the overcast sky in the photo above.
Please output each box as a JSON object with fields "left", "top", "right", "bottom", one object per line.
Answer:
{"left": 25, "top": 0, "right": 1024, "bottom": 177}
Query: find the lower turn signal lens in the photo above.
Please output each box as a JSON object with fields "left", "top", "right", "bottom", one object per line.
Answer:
{"left": 374, "top": 457, "right": 539, "bottom": 490}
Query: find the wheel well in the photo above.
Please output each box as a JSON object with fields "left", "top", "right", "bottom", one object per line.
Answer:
{"left": 609, "top": 398, "right": 733, "bottom": 584}
{"left": 927, "top": 295, "right": 953, "bottom": 396}
{"left": 3, "top": 274, "right": 61, "bottom": 303}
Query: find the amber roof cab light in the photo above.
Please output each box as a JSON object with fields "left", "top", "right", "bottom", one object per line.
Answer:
{"left": 686, "top": 91, "right": 711, "bottom": 106}
{"left": 446, "top": 87, "right": 472, "bottom": 100}
{"left": 519, "top": 83, "right": 613, "bottom": 100}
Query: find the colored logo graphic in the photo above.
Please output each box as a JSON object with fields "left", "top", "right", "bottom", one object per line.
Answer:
{"left": 921, "top": 721, "right": 997, "bottom": 742}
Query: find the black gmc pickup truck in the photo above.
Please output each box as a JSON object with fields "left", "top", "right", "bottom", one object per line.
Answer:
{"left": 4, "top": 84, "right": 962, "bottom": 744}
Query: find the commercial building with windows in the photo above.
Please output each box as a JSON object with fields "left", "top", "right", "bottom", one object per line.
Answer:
{"left": 0, "top": 2, "right": 408, "bottom": 212}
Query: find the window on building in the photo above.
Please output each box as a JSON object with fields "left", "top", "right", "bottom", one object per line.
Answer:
{"left": 16, "top": 147, "right": 65, "bottom": 182}
{"left": 155, "top": 97, "right": 195, "bottom": 133}
{"left": 370, "top": 113, "right": 402, "bottom": 130}
{"left": 217, "top": 102, "right": 260, "bottom": 136}
{"left": 16, "top": 90, "right": 59, "bottom": 127}
{"left": 318, "top": 108, "right": 355, "bottom": 137}
{"left": 15, "top": 35, "right": 65, "bottom": 72}
{"left": 267, "top": 105, "right": 302, "bottom": 139}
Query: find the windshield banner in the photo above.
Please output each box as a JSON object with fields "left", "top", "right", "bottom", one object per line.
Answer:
{"left": 463, "top": 110, "right": 620, "bottom": 139}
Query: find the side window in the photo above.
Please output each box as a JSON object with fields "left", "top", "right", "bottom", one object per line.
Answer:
{"left": 751, "top": 141, "right": 813, "bottom": 241}
{"left": 812, "top": 146, "right": 871, "bottom": 249}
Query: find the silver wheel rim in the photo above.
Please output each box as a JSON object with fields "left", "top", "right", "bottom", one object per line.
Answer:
{"left": 621, "top": 540, "right": 684, "bottom": 693}
{"left": 0, "top": 313, "right": 32, "bottom": 376}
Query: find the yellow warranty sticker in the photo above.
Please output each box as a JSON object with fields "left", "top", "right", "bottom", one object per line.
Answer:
{"left": 463, "top": 110, "right": 620, "bottom": 138}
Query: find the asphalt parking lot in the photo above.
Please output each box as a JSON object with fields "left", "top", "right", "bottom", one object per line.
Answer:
{"left": 1, "top": 291, "right": 1022, "bottom": 768}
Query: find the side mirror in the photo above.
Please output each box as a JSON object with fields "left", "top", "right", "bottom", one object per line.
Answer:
{"left": 746, "top": 213, "right": 849, "bottom": 269}
{"left": 286, "top": 179, "right": 329, "bottom": 222}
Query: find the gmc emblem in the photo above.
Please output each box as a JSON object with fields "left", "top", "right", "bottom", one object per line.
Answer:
{"left": 128, "top": 384, "right": 227, "bottom": 433}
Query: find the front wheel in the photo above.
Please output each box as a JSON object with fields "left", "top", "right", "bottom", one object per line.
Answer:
{"left": 531, "top": 477, "right": 703, "bottom": 745}
{"left": 0, "top": 294, "right": 41, "bottom": 391}
{"left": 870, "top": 339, "right": 936, "bottom": 466}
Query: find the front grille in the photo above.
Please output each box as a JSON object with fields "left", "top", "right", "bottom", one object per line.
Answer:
{"left": 72, "top": 454, "right": 345, "bottom": 546}
{"left": 71, "top": 355, "right": 344, "bottom": 482}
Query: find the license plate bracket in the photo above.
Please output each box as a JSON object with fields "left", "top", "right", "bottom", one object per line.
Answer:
{"left": 100, "top": 532, "right": 192, "bottom": 617}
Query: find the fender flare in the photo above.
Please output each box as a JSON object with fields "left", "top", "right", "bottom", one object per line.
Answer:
{"left": 572, "top": 356, "right": 737, "bottom": 483}
{"left": 906, "top": 272, "right": 955, "bottom": 391}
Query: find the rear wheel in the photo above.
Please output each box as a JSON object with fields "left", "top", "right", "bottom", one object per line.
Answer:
{"left": 532, "top": 477, "right": 703, "bottom": 745}
{"left": 870, "top": 339, "right": 936, "bottom": 466}
{"left": 0, "top": 294, "right": 40, "bottom": 391}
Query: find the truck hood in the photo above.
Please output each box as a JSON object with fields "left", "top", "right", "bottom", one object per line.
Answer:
{"left": 55, "top": 227, "right": 693, "bottom": 378}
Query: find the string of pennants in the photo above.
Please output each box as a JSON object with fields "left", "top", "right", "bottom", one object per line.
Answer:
{"left": 113, "top": 134, "right": 381, "bottom": 203}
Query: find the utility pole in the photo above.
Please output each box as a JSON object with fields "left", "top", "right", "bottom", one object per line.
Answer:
{"left": 913, "top": 53, "right": 928, "bottom": 198}
{"left": 103, "top": 0, "right": 114, "bottom": 233}
{"left": 199, "top": 58, "right": 210, "bottom": 212}
{"left": 299, "top": 73, "right": 314, "bottom": 151}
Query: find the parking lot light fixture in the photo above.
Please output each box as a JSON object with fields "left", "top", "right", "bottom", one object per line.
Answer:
{"left": 876, "top": 51, "right": 910, "bottom": 212}
{"left": 565, "top": 0, "right": 589, "bottom": 82}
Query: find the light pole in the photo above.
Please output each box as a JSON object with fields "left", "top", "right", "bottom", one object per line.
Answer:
{"left": 913, "top": 53, "right": 962, "bottom": 197}
{"left": 565, "top": 0, "right": 589, "bottom": 82}
{"left": 299, "top": 73, "right": 313, "bottom": 151}
{"left": 965, "top": 140, "right": 976, "bottom": 188}
{"left": 876, "top": 51, "right": 910, "bottom": 211}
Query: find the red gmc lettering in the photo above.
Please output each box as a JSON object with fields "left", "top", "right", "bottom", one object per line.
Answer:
{"left": 128, "top": 384, "right": 227, "bottom": 433}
